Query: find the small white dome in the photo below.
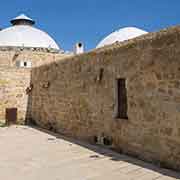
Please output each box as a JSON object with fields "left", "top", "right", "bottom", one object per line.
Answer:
{"left": 0, "top": 14, "right": 60, "bottom": 50}
{"left": 96, "top": 27, "right": 148, "bottom": 48}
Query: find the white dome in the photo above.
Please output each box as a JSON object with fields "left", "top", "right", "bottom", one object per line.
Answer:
{"left": 96, "top": 27, "right": 148, "bottom": 48}
{"left": 0, "top": 14, "right": 60, "bottom": 50}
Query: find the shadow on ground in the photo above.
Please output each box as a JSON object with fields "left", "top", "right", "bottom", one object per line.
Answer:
{"left": 29, "top": 125, "right": 180, "bottom": 179}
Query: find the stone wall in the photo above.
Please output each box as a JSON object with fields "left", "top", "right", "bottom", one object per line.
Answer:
{"left": 0, "top": 67, "right": 30, "bottom": 124}
{"left": 0, "top": 47, "right": 71, "bottom": 124}
{"left": 0, "top": 47, "right": 71, "bottom": 68}
{"left": 29, "top": 26, "right": 180, "bottom": 170}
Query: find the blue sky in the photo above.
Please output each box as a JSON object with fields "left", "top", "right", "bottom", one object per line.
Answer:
{"left": 0, "top": 0, "right": 179, "bottom": 51}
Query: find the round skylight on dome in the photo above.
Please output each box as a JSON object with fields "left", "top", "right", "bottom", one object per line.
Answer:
{"left": 0, "top": 14, "right": 60, "bottom": 50}
{"left": 96, "top": 27, "right": 148, "bottom": 48}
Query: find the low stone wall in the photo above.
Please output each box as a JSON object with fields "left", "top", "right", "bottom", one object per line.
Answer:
{"left": 29, "top": 26, "right": 180, "bottom": 170}
{"left": 0, "top": 67, "right": 30, "bottom": 124}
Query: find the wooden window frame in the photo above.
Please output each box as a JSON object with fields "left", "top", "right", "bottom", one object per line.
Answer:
{"left": 114, "top": 78, "right": 128, "bottom": 119}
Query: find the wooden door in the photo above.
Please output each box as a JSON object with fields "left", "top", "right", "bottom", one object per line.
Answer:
{"left": 5, "top": 108, "right": 17, "bottom": 124}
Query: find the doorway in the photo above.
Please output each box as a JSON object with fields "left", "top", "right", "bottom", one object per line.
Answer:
{"left": 5, "top": 108, "right": 17, "bottom": 124}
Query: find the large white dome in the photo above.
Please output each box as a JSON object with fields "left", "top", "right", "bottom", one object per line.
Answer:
{"left": 96, "top": 27, "right": 148, "bottom": 48}
{"left": 0, "top": 14, "right": 60, "bottom": 50}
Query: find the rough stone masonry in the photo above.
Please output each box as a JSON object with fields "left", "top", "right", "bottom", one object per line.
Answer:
{"left": 0, "top": 47, "right": 70, "bottom": 124}
{"left": 28, "top": 26, "right": 180, "bottom": 171}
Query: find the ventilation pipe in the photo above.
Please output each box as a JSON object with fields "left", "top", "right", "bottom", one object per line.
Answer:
{"left": 74, "top": 42, "right": 84, "bottom": 54}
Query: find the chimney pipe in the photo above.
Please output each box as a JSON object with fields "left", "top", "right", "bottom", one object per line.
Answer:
{"left": 74, "top": 42, "right": 84, "bottom": 54}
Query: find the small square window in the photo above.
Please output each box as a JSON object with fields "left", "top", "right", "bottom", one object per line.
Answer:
{"left": 24, "top": 62, "right": 27, "bottom": 67}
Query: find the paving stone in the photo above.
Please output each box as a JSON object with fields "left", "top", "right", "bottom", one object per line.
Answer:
{"left": 0, "top": 126, "right": 179, "bottom": 180}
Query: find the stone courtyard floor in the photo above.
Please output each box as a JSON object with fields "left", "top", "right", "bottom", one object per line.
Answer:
{"left": 0, "top": 126, "right": 179, "bottom": 180}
